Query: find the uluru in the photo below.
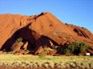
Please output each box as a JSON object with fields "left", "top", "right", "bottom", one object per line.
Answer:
{"left": 0, "top": 12, "right": 93, "bottom": 55}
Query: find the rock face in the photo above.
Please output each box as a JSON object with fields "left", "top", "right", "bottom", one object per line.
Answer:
{"left": 0, "top": 12, "right": 93, "bottom": 55}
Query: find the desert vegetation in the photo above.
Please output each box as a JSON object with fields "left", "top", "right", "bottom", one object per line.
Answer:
{"left": 56, "top": 41, "right": 90, "bottom": 56}
{"left": 0, "top": 38, "right": 92, "bottom": 69}
{"left": 0, "top": 54, "right": 93, "bottom": 69}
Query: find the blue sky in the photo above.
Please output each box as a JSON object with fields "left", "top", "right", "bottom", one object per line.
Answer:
{"left": 0, "top": 0, "right": 93, "bottom": 32}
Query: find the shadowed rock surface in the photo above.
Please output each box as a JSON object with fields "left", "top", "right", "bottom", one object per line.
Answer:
{"left": 0, "top": 12, "right": 93, "bottom": 55}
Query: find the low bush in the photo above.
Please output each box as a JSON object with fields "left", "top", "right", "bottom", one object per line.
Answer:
{"left": 57, "top": 41, "right": 89, "bottom": 55}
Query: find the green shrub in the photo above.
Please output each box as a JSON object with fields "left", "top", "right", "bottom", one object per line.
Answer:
{"left": 57, "top": 41, "right": 89, "bottom": 55}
